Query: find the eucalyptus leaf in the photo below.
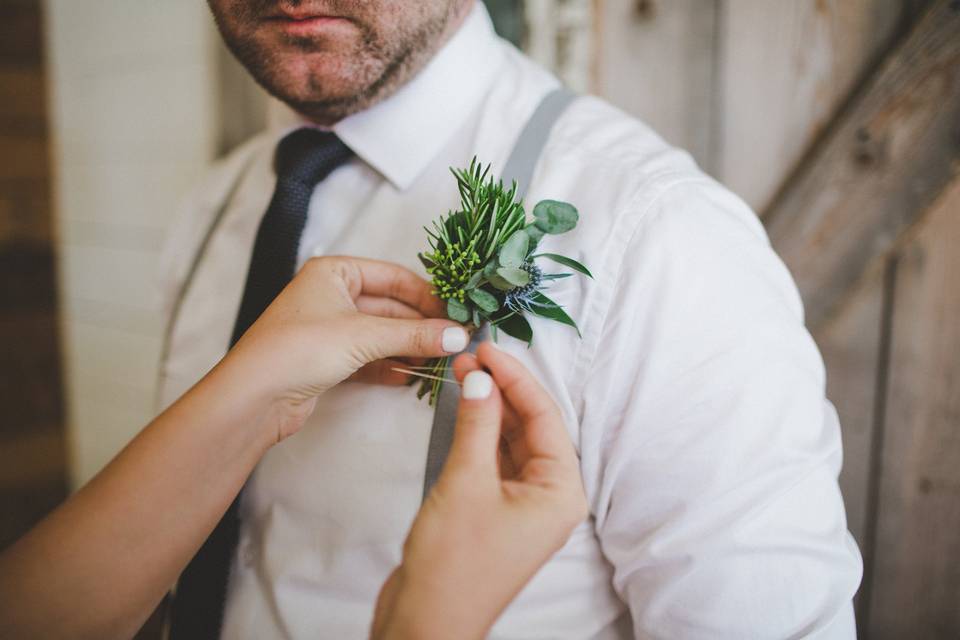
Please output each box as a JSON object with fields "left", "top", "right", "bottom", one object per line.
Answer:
{"left": 465, "top": 270, "right": 484, "bottom": 290}
{"left": 483, "top": 260, "right": 499, "bottom": 279}
{"left": 472, "top": 308, "right": 482, "bottom": 327}
{"left": 497, "top": 313, "right": 533, "bottom": 346}
{"left": 468, "top": 288, "right": 500, "bottom": 313}
{"left": 529, "top": 291, "right": 580, "bottom": 336}
{"left": 487, "top": 273, "right": 515, "bottom": 291}
{"left": 532, "top": 200, "right": 578, "bottom": 234}
{"left": 447, "top": 298, "right": 471, "bottom": 323}
{"left": 496, "top": 267, "right": 530, "bottom": 287}
{"left": 498, "top": 229, "right": 529, "bottom": 268}
{"left": 532, "top": 253, "right": 593, "bottom": 278}
{"left": 524, "top": 222, "right": 545, "bottom": 245}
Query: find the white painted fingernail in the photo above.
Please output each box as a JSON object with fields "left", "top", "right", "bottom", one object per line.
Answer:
{"left": 462, "top": 371, "right": 493, "bottom": 400}
{"left": 442, "top": 327, "right": 469, "bottom": 353}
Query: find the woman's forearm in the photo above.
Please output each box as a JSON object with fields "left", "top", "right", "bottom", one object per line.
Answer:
{"left": 0, "top": 359, "right": 276, "bottom": 639}
{"left": 0, "top": 256, "right": 465, "bottom": 640}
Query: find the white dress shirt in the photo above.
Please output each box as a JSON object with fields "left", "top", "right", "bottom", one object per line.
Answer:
{"left": 158, "top": 4, "right": 862, "bottom": 638}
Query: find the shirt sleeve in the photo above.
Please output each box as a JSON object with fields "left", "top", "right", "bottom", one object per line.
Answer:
{"left": 577, "top": 178, "right": 863, "bottom": 639}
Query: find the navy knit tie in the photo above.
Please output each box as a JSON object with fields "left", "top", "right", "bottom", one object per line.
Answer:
{"left": 169, "top": 128, "right": 352, "bottom": 639}
{"left": 232, "top": 129, "right": 354, "bottom": 345}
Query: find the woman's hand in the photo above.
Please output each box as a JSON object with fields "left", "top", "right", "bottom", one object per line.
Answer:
{"left": 371, "top": 343, "right": 588, "bottom": 640}
{"left": 0, "top": 255, "right": 468, "bottom": 640}
{"left": 218, "top": 255, "right": 470, "bottom": 441}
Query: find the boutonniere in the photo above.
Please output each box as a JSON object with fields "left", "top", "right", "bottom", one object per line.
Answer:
{"left": 404, "top": 158, "right": 591, "bottom": 404}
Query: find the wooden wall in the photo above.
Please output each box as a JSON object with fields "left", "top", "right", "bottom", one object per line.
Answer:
{"left": 553, "top": 0, "right": 956, "bottom": 636}
{"left": 576, "top": 0, "right": 911, "bottom": 209}
{"left": 0, "top": 0, "right": 67, "bottom": 549}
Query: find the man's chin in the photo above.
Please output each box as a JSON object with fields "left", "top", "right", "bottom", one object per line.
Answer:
{"left": 270, "top": 84, "right": 374, "bottom": 125}
{"left": 256, "top": 53, "right": 376, "bottom": 102}
{"left": 272, "top": 71, "right": 372, "bottom": 104}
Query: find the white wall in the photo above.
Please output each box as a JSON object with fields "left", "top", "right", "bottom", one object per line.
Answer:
{"left": 45, "top": 0, "right": 221, "bottom": 486}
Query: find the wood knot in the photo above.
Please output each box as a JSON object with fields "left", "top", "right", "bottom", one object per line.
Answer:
{"left": 634, "top": 0, "right": 656, "bottom": 20}
{"left": 853, "top": 127, "right": 884, "bottom": 167}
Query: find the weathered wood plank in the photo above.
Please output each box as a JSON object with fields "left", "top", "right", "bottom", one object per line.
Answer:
{"left": 865, "top": 177, "right": 960, "bottom": 639}
{"left": 526, "top": 0, "right": 595, "bottom": 93}
{"left": 719, "top": 0, "right": 905, "bottom": 210}
{"left": 0, "top": 0, "right": 45, "bottom": 65}
{"left": 593, "top": 0, "right": 719, "bottom": 171}
{"left": 0, "top": 430, "right": 66, "bottom": 493}
{"left": 0, "top": 0, "right": 68, "bottom": 555}
{"left": 764, "top": 0, "right": 960, "bottom": 330}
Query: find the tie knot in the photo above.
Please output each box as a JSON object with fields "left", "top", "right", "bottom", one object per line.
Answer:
{"left": 274, "top": 128, "right": 353, "bottom": 186}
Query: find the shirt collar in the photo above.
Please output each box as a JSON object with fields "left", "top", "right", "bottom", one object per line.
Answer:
{"left": 327, "top": 3, "right": 504, "bottom": 190}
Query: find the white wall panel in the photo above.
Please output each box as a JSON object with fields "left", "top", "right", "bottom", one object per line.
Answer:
{"left": 45, "top": 0, "right": 221, "bottom": 486}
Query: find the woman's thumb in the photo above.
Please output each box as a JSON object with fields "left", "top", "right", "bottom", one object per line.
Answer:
{"left": 442, "top": 370, "right": 503, "bottom": 476}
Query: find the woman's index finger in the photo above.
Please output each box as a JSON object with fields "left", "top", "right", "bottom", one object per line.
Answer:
{"left": 340, "top": 256, "right": 446, "bottom": 318}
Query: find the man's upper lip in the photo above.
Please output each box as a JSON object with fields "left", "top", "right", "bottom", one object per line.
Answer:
{"left": 270, "top": 8, "right": 338, "bottom": 21}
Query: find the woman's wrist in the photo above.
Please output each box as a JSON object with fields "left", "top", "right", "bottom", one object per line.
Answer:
{"left": 187, "top": 354, "right": 287, "bottom": 454}
{"left": 375, "top": 566, "right": 495, "bottom": 640}
{"left": 214, "top": 330, "right": 325, "bottom": 445}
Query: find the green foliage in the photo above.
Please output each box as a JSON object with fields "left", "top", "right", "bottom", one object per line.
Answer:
{"left": 446, "top": 298, "right": 470, "bottom": 323}
{"left": 528, "top": 291, "right": 580, "bottom": 336}
{"left": 497, "top": 313, "right": 533, "bottom": 344}
{"left": 415, "top": 158, "right": 592, "bottom": 404}
{"left": 531, "top": 253, "right": 593, "bottom": 278}
{"left": 468, "top": 288, "right": 499, "bottom": 313}
{"left": 419, "top": 159, "right": 526, "bottom": 305}
{"left": 498, "top": 230, "right": 529, "bottom": 267}
{"left": 496, "top": 267, "right": 530, "bottom": 287}
{"left": 533, "top": 200, "right": 578, "bottom": 234}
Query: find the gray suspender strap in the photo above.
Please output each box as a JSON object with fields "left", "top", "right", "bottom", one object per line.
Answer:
{"left": 501, "top": 87, "right": 578, "bottom": 201}
{"left": 421, "top": 86, "right": 577, "bottom": 500}
{"left": 421, "top": 328, "right": 486, "bottom": 501}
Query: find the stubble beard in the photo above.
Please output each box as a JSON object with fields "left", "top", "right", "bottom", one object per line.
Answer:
{"left": 218, "top": 3, "right": 462, "bottom": 125}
